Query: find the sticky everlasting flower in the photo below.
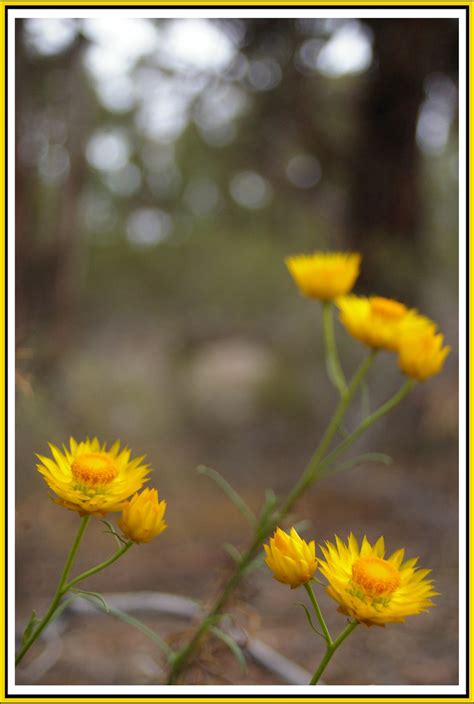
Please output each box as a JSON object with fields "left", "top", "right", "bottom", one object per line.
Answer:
{"left": 119, "top": 487, "right": 167, "bottom": 543}
{"left": 285, "top": 252, "right": 361, "bottom": 301}
{"left": 398, "top": 326, "right": 450, "bottom": 381}
{"left": 337, "top": 295, "right": 413, "bottom": 351}
{"left": 36, "top": 438, "right": 150, "bottom": 516}
{"left": 264, "top": 527, "right": 317, "bottom": 588}
{"left": 319, "top": 534, "right": 437, "bottom": 626}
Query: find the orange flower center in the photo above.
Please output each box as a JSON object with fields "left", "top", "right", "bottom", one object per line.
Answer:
{"left": 352, "top": 556, "right": 401, "bottom": 596}
{"left": 72, "top": 452, "right": 118, "bottom": 486}
{"left": 370, "top": 297, "right": 407, "bottom": 320}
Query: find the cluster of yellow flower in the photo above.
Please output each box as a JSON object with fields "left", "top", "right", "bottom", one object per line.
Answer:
{"left": 37, "top": 437, "right": 166, "bottom": 542}
{"left": 264, "top": 527, "right": 437, "bottom": 627}
{"left": 26, "top": 248, "right": 448, "bottom": 684}
{"left": 286, "top": 251, "right": 450, "bottom": 380}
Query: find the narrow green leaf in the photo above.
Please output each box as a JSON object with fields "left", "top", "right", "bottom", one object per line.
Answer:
{"left": 296, "top": 602, "right": 324, "bottom": 639}
{"left": 109, "top": 605, "right": 174, "bottom": 659}
{"left": 71, "top": 588, "right": 110, "bottom": 613}
{"left": 197, "top": 465, "right": 256, "bottom": 526}
{"left": 223, "top": 543, "right": 242, "bottom": 563}
{"left": 76, "top": 593, "right": 174, "bottom": 659}
{"left": 21, "top": 610, "right": 39, "bottom": 646}
{"left": 258, "top": 488, "right": 278, "bottom": 524}
{"left": 311, "top": 576, "right": 327, "bottom": 588}
{"left": 101, "top": 519, "right": 127, "bottom": 547}
{"left": 329, "top": 452, "right": 392, "bottom": 475}
{"left": 210, "top": 626, "right": 246, "bottom": 671}
{"left": 50, "top": 595, "right": 79, "bottom": 622}
{"left": 293, "top": 518, "right": 312, "bottom": 534}
{"left": 241, "top": 551, "right": 266, "bottom": 576}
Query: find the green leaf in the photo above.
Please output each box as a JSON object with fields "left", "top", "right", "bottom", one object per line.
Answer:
{"left": 210, "top": 626, "right": 246, "bottom": 671}
{"left": 21, "top": 610, "right": 39, "bottom": 646}
{"left": 223, "top": 543, "right": 242, "bottom": 563}
{"left": 296, "top": 602, "right": 324, "bottom": 639}
{"left": 258, "top": 488, "right": 278, "bottom": 524}
{"left": 75, "top": 593, "right": 174, "bottom": 659}
{"left": 293, "top": 518, "right": 312, "bottom": 534}
{"left": 101, "top": 519, "right": 128, "bottom": 547}
{"left": 197, "top": 465, "right": 256, "bottom": 526}
{"left": 329, "top": 452, "right": 392, "bottom": 475}
{"left": 50, "top": 595, "right": 80, "bottom": 622}
{"left": 109, "top": 605, "right": 174, "bottom": 659}
{"left": 71, "top": 588, "right": 110, "bottom": 613}
{"left": 241, "top": 551, "right": 266, "bottom": 576}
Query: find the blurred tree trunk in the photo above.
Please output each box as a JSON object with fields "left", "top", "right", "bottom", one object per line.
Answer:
{"left": 16, "top": 21, "right": 92, "bottom": 369}
{"left": 348, "top": 19, "right": 458, "bottom": 300}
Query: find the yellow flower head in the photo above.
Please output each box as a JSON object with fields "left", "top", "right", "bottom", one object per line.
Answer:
{"left": 319, "top": 534, "right": 437, "bottom": 626}
{"left": 398, "top": 325, "right": 450, "bottom": 381}
{"left": 118, "top": 487, "right": 167, "bottom": 544}
{"left": 36, "top": 437, "right": 150, "bottom": 516}
{"left": 337, "top": 295, "right": 413, "bottom": 351}
{"left": 264, "top": 527, "right": 317, "bottom": 589}
{"left": 285, "top": 252, "right": 361, "bottom": 301}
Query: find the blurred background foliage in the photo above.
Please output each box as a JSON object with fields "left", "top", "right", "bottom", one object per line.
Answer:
{"left": 16, "top": 16, "right": 459, "bottom": 685}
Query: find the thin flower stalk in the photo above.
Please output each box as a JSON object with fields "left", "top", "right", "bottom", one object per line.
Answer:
{"left": 309, "top": 619, "right": 358, "bottom": 685}
{"left": 317, "top": 378, "right": 415, "bottom": 477}
{"left": 167, "top": 347, "right": 414, "bottom": 683}
{"left": 16, "top": 515, "right": 91, "bottom": 665}
{"left": 303, "top": 581, "right": 359, "bottom": 685}
{"left": 16, "top": 521, "right": 133, "bottom": 665}
{"left": 322, "top": 301, "right": 347, "bottom": 396}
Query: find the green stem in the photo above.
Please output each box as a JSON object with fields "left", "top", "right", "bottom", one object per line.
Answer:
{"left": 168, "top": 556, "right": 253, "bottom": 683}
{"left": 318, "top": 379, "right": 415, "bottom": 477}
{"left": 309, "top": 620, "right": 358, "bottom": 685}
{"left": 323, "top": 301, "right": 347, "bottom": 396}
{"left": 304, "top": 583, "right": 331, "bottom": 645}
{"left": 63, "top": 541, "right": 133, "bottom": 592}
{"left": 16, "top": 515, "right": 91, "bottom": 666}
{"left": 166, "top": 352, "right": 375, "bottom": 684}
{"left": 278, "top": 350, "right": 377, "bottom": 518}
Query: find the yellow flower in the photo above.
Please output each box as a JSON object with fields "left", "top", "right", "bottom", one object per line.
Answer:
{"left": 36, "top": 437, "right": 150, "bottom": 516}
{"left": 337, "top": 295, "right": 413, "bottom": 351}
{"left": 319, "top": 534, "right": 437, "bottom": 626}
{"left": 398, "top": 325, "right": 450, "bottom": 381}
{"left": 264, "top": 527, "right": 317, "bottom": 588}
{"left": 118, "top": 487, "right": 167, "bottom": 544}
{"left": 285, "top": 252, "right": 361, "bottom": 301}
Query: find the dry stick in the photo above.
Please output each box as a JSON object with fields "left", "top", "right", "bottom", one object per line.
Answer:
{"left": 167, "top": 352, "right": 377, "bottom": 684}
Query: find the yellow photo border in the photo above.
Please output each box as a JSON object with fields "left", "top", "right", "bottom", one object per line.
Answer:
{"left": 1, "top": 1, "right": 471, "bottom": 702}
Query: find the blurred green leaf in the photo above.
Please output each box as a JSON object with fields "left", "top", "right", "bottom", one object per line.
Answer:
{"left": 296, "top": 602, "right": 324, "bottom": 639}
{"left": 329, "top": 452, "right": 393, "bottom": 475}
{"left": 210, "top": 626, "right": 246, "bottom": 672}
{"left": 197, "top": 465, "right": 256, "bottom": 526}
{"left": 21, "top": 610, "right": 39, "bottom": 646}
{"left": 223, "top": 543, "right": 242, "bottom": 563}
{"left": 101, "top": 519, "right": 128, "bottom": 547}
{"left": 71, "top": 588, "right": 110, "bottom": 613}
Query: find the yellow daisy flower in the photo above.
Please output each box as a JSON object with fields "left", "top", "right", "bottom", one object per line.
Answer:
{"left": 264, "top": 527, "right": 318, "bottom": 589}
{"left": 285, "top": 252, "right": 361, "bottom": 301}
{"left": 119, "top": 488, "right": 167, "bottom": 544}
{"left": 337, "top": 295, "right": 416, "bottom": 351}
{"left": 319, "top": 534, "right": 437, "bottom": 626}
{"left": 36, "top": 437, "right": 150, "bottom": 516}
{"left": 398, "top": 325, "right": 450, "bottom": 381}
